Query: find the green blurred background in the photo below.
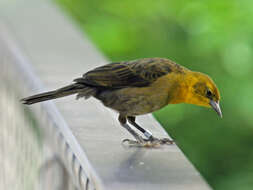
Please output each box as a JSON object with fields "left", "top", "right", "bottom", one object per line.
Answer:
{"left": 55, "top": 0, "right": 253, "bottom": 189}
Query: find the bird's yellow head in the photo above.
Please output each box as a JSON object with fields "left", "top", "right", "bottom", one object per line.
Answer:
{"left": 182, "top": 71, "right": 222, "bottom": 117}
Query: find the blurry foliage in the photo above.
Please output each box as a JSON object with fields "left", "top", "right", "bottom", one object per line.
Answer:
{"left": 56, "top": 0, "right": 253, "bottom": 189}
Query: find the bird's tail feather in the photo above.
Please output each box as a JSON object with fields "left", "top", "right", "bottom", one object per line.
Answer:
{"left": 21, "top": 83, "right": 91, "bottom": 105}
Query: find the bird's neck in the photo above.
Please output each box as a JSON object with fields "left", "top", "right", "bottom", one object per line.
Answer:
{"left": 167, "top": 71, "right": 195, "bottom": 104}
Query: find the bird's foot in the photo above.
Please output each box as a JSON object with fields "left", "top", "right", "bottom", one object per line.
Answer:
{"left": 148, "top": 137, "right": 174, "bottom": 145}
{"left": 122, "top": 136, "right": 174, "bottom": 148}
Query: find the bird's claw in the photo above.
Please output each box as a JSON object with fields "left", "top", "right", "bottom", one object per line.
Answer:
{"left": 122, "top": 138, "right": 160, "bottom": 148}
{"left": 122, "top": 137, "right": 174, "bottom": 148}
{"left": 152, "top": 137, "right": 174, "bottom": 145}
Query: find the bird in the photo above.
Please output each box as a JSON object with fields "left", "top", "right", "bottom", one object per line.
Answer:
{"left": 21, "top": 57, "right": 222, "bottom": 147}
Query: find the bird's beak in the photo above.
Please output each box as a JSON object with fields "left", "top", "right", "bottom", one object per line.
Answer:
{"left": 210, "top": 100, "right": 222, "bottom": 118}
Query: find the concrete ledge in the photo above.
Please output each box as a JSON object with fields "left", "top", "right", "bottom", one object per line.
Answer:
{"left": 0, "top": 0, "right": 210, "bottom": 189}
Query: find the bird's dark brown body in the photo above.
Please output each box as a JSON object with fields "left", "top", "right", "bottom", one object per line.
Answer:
{"left": 76, "top": 58, "right": 187, "bottom": 116}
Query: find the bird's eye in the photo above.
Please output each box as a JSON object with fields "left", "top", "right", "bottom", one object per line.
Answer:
{"left": 206, "top": 89, "right": 212, "bottom": 98}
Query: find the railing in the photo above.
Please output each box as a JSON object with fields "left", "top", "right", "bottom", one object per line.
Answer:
{"left": 0, "top": 0, "right": 211, "bottom": 189}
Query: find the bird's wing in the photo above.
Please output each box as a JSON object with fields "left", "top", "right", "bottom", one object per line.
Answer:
{"left": 74, "top": 58, "right": 178, "bottom": 88}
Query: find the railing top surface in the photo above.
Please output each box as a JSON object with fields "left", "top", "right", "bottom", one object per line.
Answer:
{"left": 0, "top": 0, "right": 210, "bottom": 189}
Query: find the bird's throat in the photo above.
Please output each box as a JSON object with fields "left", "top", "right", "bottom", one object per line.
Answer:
{"left": 167, "top": 74, "right": 193, "bottom": 105}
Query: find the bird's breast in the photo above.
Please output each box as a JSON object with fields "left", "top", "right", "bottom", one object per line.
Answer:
{"left": 97, "top": 82, "right": 170, "bottom": 116}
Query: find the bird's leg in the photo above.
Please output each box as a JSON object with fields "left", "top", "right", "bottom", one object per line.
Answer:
{"left": 118, "top": 115, "right": 145, "bottom": 144}
{"left": 127, "top": 116, "right": 154, "bottom": 139}
{"left": 127, "top": 116, "right": 174, "bottom": 145}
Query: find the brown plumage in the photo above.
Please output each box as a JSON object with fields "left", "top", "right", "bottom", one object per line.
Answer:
{"left": 21, "top": 58, "right": 222, "bottom": 147}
